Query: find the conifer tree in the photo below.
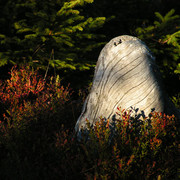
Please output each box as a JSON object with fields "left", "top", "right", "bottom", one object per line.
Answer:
{"left": 0, "top": 0, "right": 106, "bottom": 71}
{"left": 136, "top": 9, "right": 180, "bottom": 107}
{"left": 136, "top": 9, "right": 180, "bottom": 75}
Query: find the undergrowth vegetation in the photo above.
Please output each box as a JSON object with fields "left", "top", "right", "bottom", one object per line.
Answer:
{"left": 0, "top": 66, "right": 179, "bottom": 179}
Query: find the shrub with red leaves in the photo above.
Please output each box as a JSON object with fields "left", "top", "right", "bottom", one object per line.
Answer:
{"left": 0, "top": 65, "right": 70, "bottom": 130}
{"left": 0, "top": 66, "right": 178, "bottom": 180}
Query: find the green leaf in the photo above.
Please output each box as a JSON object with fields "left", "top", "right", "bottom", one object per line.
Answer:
{"left": 164, "top": 9, "right": 175, "bottom": 19}
{"left": 155, "top": 12, "right": 164, "bottom": 22}
{"left": 17, "top": 28, "right": 32, "bottom": 34}
{"left": 84, "top": 0, "right": 94, "bottom": 3}
{"left": 41, "top": 36, "right": 46, "bottom": 42}
{"left": 0, "top": 34, "right": 6, "bottom": 39}
{"left": 174, "top": 63, "right": 180, "bottom": 74}
{"left": 25, "top": 34, "right": 37, "bottom": 39}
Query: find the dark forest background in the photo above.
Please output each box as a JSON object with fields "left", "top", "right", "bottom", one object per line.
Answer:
{"left": 0, "top": 0, "right": 180, "bottom": 99}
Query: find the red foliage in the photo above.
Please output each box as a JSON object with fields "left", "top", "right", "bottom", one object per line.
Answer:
{"left": 0, "top": 65, "right": 70, "bottom": 128}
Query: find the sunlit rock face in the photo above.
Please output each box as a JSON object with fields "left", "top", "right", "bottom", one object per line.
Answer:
{"left": 75, "top": 35, "right": 180, "bottom": 135}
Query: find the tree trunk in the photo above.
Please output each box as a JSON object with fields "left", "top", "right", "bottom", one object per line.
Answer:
{"left": 75, "top": 35, "right": 180, "bottom": 135}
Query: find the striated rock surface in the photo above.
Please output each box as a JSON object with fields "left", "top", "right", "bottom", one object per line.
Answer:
{"left": 75, "top": 35, "right": 180, "bottom": 135}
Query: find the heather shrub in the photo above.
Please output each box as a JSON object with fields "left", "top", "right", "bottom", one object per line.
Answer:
{"left": 0, "top": 66, "right": 74, "bottom": 179}
{"left": 55, "top": 108, "right": 179, "bottom": 180}
{"left": 0, "top": 66, "right": 178, "bottom": 179}
{"left": 0, "top": 65, "right": 70, "bottom": 129}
